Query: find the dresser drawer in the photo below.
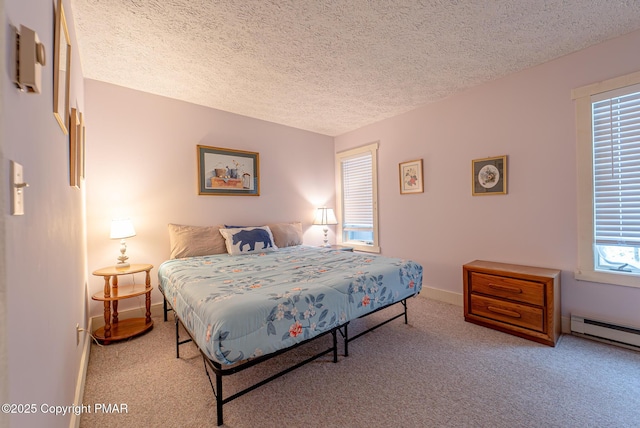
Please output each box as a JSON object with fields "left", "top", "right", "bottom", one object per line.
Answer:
{"left": 470, "top": 272, "right": 544, "bottom": 306}
{"left": 470, "top": 294, "right": 544, "bottom": 333}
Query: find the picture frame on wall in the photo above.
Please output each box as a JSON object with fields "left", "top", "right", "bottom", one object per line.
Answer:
{"left": 472, "top": 155, "right": 507, "bottom": 195}
{"left": 79, "top": 112, "right": 86, "bottom": 180}
{"left": 53, "top": 0, "right": 71, "bottom": 134}
{"left": 197, "top": 145, "right": 260, "bottom": 196}
{"left": 399, "top": 159, "right": 424, "bottom": 194}
{"left": 69, "top": 108, "right": 80, "bottom": 188}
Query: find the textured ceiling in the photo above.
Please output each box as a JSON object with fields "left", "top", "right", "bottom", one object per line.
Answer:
{"left": 70, "top": 0, "right": 640, "bottom": 136}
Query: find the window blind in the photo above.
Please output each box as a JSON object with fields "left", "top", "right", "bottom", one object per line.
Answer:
{"left": 341, "top": 152, "right": 373, "bottom": 233}
{"left": 592, "top": 84, "right": 640, "bottom": 247}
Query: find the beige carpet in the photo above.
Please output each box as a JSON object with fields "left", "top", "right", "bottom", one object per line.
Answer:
{"left": 80, "top": 297, "right": 640, "bottom": 427}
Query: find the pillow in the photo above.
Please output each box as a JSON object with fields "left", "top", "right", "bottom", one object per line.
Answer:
{"left": 167, "top": 223, "right": 227, "bottom": 259}
{"left": 267, "top": 222, "right": 303, "bottom": 248}
{"left": 219, "top": 226, "right": 278, "bottom": 255}
{"left": 224, "top": 222, "right": 303, "bottom": 248}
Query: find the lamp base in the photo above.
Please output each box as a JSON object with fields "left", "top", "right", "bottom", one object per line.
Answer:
{"left": 322, "top": 227, "right": 330, "bottom": 248}
{"left": 116, "top": 239, "right": 130, "bottom": 269}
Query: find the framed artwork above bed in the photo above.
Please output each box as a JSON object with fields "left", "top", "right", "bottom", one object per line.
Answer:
{"left": 197, "top": 145, "right": 260, "bottom": 196}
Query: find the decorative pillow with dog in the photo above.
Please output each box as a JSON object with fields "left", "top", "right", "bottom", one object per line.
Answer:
{"left": 219, "top": 226, "right": 278, "bottom": 255}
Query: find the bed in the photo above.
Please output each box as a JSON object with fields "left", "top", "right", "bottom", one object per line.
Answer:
{"left": 158, "top": 223, "right": 423, "bottom": 425}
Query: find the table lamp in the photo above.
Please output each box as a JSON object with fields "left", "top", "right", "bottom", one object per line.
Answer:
{"left": 110, "top": 218, "right": 136, "bottom": 268}
{"left": 313, "top": 207, "right": 338, "bottom": 247}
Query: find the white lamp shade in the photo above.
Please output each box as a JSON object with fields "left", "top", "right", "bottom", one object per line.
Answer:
{"left": 110, "top": 218, "right": 136, "bottom": 239}
{"left": 313, "top": 207, "right": 338, "bottom": 225}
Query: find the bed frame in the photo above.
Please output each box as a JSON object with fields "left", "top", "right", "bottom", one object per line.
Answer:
{"left": 161, "top": 293, "right": 413, "bottom": 426}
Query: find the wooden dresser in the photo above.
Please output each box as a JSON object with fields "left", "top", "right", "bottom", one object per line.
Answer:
{"left": 463, "top": 260, "right": 561, "bottom": 346}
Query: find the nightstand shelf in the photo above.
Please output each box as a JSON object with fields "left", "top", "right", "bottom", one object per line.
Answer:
{"left": 91, "top": 318, "right": 152, "bottom": 342}
{"left": 92, "top": 263, "right": 154, "bottom": 344}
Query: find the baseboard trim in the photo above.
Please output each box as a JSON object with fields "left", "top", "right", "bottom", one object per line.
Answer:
{"left": 69, "top": 317, "right": 92, "bottom": 428}
{"left": 420, "top": 286, "right": 463, "bottom": 306}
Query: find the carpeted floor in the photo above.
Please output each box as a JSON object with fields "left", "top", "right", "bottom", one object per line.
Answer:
{"left": 80, "top": 297, "right": 640, "bottom": 427}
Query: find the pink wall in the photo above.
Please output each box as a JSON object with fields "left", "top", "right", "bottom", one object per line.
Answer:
{"left": 84, "top": 81, "right": 335, "bottom": 315}
{"left": 335, "top": 29, "right": 640, "bottom": 326}
{"left": 2, "top": 0, "right": 86, "bottom": 427}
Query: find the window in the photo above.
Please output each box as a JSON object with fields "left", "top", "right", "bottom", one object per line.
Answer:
{"left": 573, "top": 71, "right": 640, "bottom": 287}
{"left": 336, "top": 142, "right": 380, "bottom": 253}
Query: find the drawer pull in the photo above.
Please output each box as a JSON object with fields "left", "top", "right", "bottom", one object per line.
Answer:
{"left": 487, "top": 306, "right": 522, "bottom": 318}
{"left": 488, "top": 283, "right": 522, "bottom": 294}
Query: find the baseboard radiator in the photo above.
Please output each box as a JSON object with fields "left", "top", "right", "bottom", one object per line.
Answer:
{"left": 570, "top": 314, "right": 640, "bottom": 350}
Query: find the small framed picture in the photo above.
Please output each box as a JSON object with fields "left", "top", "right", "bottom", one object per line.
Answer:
{"left": 80, "top": 112, "right": 86, "bottom": 180}
{"left": 472, "top": 155, "right": 507, "bottom": 195}
{"left": 69, "top": 108, "right": 80, "bottom": 189}
{"left": 197, "top": 145, "right": 260, "bottom": 196}
{"left": 53, "top": 0, "right": 71, "bottom": 135}
{"left": 399, "top": 159, "right": 424, "bottom": 194}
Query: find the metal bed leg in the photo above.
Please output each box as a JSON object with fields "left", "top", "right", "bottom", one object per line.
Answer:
{"left": 203, "top": 358, "right": 225, "bottom": 426}
{"left": 175, "top": 316, "right": 180, "bottom": 359}
{"left": 332, "top": 329, "right": 338, "bottom": 363}
{"left": 163, "top": 297, "right": 168, "bottom": 322}
{"left": 215, "top": 363, "right": 224, "bottom": 426}
{"left": 344, "top": 323, "right": 349, "bottom": 357}
{"left": 172, "top": 312, "right": 194, "bottom": 359}
{"left": 403, "top": 299, "right": 408, "bottom": 324}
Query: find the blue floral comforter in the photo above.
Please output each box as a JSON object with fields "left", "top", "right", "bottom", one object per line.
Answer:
{"left": 158, "top": 246, "right": 423, "bottom": 365}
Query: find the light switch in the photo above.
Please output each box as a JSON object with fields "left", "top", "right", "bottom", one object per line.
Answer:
{"left": 11, "top": 161, "right": 27, "bottom": 215}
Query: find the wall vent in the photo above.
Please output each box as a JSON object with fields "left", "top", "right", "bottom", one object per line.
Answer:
{"left": 570, "top": 314, "right": 640, "bottom": 350}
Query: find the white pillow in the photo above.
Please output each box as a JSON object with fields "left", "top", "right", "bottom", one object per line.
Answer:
{"left": 219, "top": 226, "right": 278, "bottom": 255}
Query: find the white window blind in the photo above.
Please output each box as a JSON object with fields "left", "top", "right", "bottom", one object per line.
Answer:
{"left": 336, "top": 141, "right": 379, "bottom": 252}
{"left": 592, "top": 84, "right": 640, "bottom": 247}
{"left": 342, "top": 152, "right": 373, "bottom": 236}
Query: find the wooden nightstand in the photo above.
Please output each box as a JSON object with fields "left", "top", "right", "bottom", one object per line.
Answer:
{"left": 463, "top": 260, "right": 561, "bottom": 347}
{"left": 92, "top": 263, "right": 154, "bottom": 344}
